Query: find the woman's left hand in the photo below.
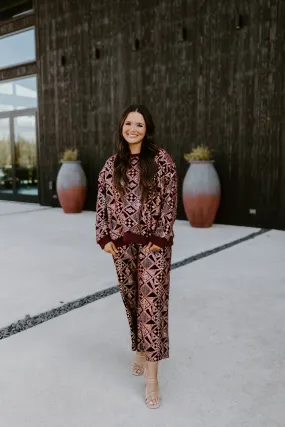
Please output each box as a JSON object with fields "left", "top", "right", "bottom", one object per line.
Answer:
{"left": 147, "top": 242, "right": 161, "bottom": 252}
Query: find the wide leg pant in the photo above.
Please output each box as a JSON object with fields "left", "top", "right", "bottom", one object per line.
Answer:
{"left": 113, "top": 243, "right": 172, "bottom": 362}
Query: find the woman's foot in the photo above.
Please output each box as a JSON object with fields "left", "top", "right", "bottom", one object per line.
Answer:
{"left": 131, "top": 351, "right": 146, "bottom": 376}
{"left": 145, "top": 361, "right": 160, "bottom": 409}
{"left": 145, "top": 376, "right": 160, "bottom": 409}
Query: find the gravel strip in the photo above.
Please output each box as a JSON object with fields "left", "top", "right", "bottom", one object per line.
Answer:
{"left": 0, "top": 288, "right": 119, "bottom": 340}
{"left": 171, "top": 228, "right": 269, "bottom": 270}
{"left": 0, "top": 228, "right": 270, "bottom": 341}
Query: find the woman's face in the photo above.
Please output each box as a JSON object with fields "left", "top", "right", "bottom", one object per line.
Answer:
{"left": 122, "top": 112, "right": 146, "bottom": 147}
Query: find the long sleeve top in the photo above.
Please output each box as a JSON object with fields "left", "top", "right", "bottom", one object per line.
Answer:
{"left": 95, "top": 147, "right": 177, "bottom": 249}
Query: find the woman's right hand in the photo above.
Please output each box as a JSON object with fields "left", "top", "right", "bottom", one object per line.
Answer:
{"left": 104, "top": 241, "right": 118, "bottom": 256}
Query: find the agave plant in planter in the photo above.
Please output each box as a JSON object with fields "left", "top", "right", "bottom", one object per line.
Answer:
{"left": 182, "top": 145, "right": 221, "bottom": 227}
{"left": 56, "top": 148, "right": 87, "bottom": 213}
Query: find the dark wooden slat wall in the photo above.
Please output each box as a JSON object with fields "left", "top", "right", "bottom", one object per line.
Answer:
{"left": 0, "top": 12, "right": 34, "bottom": 35}
{"left": 35, "top": 0, "right": 285, "bottom": 229}
{"left": 0, "top": 62, "right": 37, "bottom": 81}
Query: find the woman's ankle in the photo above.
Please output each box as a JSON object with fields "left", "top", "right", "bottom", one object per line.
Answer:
{"left": 145, "top": 360, "right": 159, "bottom": 378}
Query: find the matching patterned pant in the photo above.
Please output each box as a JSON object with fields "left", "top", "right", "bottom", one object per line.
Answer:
{"left": 113, "top": 244, "right": 172, "bottom": 362}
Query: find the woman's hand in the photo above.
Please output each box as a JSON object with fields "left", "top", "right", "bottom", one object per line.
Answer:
{"left": 104, "top": 241, "right": 118, "bottom": 256}
{"left": 147, "top": 242, "right": 161, "bottom": 252}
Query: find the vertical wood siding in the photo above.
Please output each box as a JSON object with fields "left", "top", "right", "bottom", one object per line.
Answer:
{"left": 35, "top": 0, "right": 285, "bottom": 229}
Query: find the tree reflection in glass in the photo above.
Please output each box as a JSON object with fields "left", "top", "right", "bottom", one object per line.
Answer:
{"left": 14, "top": 115, "right": 38, "bottom": 196}
{"left": 0, "top": 118, "right": 12, "bottom": 193}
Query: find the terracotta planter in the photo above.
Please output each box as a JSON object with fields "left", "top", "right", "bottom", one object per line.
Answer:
{"left": 56, "top": 161, "right": 87, "bottom": 213}
{"left": 182, "top": 160, "right": 221, "bottom": 227}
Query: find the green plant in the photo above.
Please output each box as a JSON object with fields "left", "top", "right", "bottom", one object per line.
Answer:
{"left": 60, "top": 148, "right": 78, "bottom": 162}
{"left": 184, "top": 145, "right": 213, "bottom": 162}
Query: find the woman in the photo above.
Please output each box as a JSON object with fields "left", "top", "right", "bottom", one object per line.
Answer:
{"left": 96, "top": 104, "right": 177, "bottom": 409}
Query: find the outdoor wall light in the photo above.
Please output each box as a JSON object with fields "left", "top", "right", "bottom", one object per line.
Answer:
{"left": 61, "top": 55, "right": 66, "bottom": 66}
{"left": 95, "top": 48, "right": 101, "bottom": 60}
{"left": 133, "top": 38, "right": 140, "bottom": 51}
{"left": 235, "top": 14, "right": 244, "bottom": 29}
{"left": 179, "top": 26, "right": 187, "bottom": 42}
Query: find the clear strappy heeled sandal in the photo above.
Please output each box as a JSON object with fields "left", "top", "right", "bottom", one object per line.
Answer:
{"left": 131, "top": 353, "right": 146, "bottom": 376}
{"left": 145, "top": 377, "right": 161, "bottom": 409}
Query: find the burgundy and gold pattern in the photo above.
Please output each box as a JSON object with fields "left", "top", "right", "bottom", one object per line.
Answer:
{"left": 96, "top": 148, "right": 177, "bottom": 249}
{"left": 95, "top": 147, "right": 177, "bottom": 362}
{"left": 114, "top": 244, "right": 172, "bottom": 362}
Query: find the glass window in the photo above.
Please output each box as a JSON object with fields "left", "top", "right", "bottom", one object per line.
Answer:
{"left": 0, "top": 28, "right": 35, "bottom": 70}
{"left": 15, "top": 114, "right": 38, "bottom": 196}
{"left": 0, "top": 117, "right": 12, "bottom": 194}
{"left": 0, "top": 76, "right": 37, "bottom": 112}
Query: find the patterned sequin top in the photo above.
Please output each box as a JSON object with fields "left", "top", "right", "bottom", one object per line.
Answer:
{"left": 96, "top": 147, "right": 177, "bottom": 249}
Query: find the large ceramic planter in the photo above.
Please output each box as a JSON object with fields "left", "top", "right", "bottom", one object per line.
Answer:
{"left": 56, "top": 161, "right": 87, "bottom": 213}
{"left": 182, "top": 160, "right": 221, "bottom": 227}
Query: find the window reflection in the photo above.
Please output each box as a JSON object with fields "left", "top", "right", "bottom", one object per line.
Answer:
{"left": 15, "top": 115, "right": 38, "bottom": 196}
{"left": 0, "top": 76, "right": 37, "bottom": 112}
{"left": 0, "top": 28, "right": 35, "bottom": 70}
{"left": 0, "top": 118, "right": 12, "bottom": 193}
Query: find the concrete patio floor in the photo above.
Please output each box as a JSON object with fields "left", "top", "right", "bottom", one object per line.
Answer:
{"left": 0, "top": 201, "right": 285, "bottom": 427}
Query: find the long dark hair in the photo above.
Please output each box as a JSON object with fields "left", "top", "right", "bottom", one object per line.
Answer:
{"left": 113, "top": 104, "right": 159, "bottom": 202}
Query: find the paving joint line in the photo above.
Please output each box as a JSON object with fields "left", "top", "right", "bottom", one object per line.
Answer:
{"left": 0, "top": 228, "right": 270, "bottom": 341}
{"left": 0, "top": 207, "right": 51, "bottom": 217}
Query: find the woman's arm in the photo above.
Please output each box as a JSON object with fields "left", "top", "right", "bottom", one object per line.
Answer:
{"left": 96, "top": 167, "right": 112, "bottom": 249}
{"left": 150, "top": 156, "right": 178, "bottom": 248}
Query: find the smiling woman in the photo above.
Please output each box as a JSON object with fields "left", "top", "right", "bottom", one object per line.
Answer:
{"left": 95, "top": 104, "right": 178, "bottom": 409}
{"left": 114, "top": 105, "right": 158, "bottom": 204}
{"left": 122, "top": 112, "right": 146, "bottom": 151}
